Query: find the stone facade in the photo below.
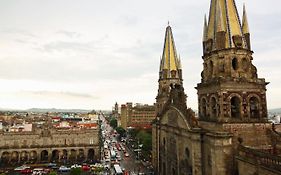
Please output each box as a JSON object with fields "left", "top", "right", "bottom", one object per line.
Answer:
{"left": 152, "top": 1, "right": 281, "bottom": 174}
{"left": 0, "top": 126, "right": 100, "bottom": 165}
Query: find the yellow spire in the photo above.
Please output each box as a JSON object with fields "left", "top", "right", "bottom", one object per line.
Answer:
{"left": 203, "top": 14, "right": 208, "bottom": 42}
{"left": 242, "top": 4, "right": 250, "bottom": 34}
{"left": 207, "top": 0, "right": 216, "bottom": 40}
{"left": 215, "top": 0, "right": 225, "bottom": 33}
{"left": 161, "top": 25, "right": 180, "bottom": 72}
{"left": 205, "top": 0, "right": 246, "bottom": 51}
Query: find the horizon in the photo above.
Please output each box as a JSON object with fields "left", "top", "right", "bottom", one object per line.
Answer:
{"left": 0, "top": 0, "right": 280, "bottom": 110}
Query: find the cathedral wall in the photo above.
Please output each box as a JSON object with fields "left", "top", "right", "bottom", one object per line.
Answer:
{"left": 157, "top": 124, "right": 202, "bottom": 175}
{"left": 202, "top": 132, "right": 233, "bottom": 175}
{"left": 237, "top": 158, "right": 280, "bottom": 175}
{"left": 223, "top": 123, "right": 272, "bottom": 147}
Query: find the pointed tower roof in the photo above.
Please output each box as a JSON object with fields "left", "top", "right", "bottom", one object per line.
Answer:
{"left": 160, "top": 25, "right": 180, "bottom": 72}
{"left": 203, "top": 15, "right": 208, "bottom": 42}
{"left": 215, "top": 0, "right": 226, "bottom": 33}
{"left": 242, "top": 4, "right": 250, "bottom": 34}
{"left": 206, "top": 0, "right": 246, "bottom": 50}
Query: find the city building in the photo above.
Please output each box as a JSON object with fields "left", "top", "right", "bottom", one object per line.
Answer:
{"left": 0, "top": 113, "right": 100, "bottom": 165}
{"left": 121, "top": 102, "right": 155, "bottom": 130}
{"left": 152, "top": 1, "right": 281, "bottom": 175}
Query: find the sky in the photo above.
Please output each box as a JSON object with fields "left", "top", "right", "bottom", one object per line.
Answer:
{"left": 0, "top": 0, "right": 280, "bottom": 110}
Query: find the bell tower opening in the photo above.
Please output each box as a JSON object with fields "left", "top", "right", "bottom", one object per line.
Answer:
{"left": 200, "top": 98, "right": 207, "bottom": 119}
{"left": 249, "top": 97, "right": 260, "bottom": 118}
{"left": 232, "top": 58, "right": 238, "bottom": 70}
{"left": 231, "top": 96, "right": 241, "bottom": 118}
{"left": 210, "top": 97, "right": 217, "bottom": 119}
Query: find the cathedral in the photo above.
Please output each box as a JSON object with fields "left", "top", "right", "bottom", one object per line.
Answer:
{"left": 152, "top": 0, "right": 281, "bottom": 175}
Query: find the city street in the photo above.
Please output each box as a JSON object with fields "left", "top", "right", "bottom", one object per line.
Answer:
{"left": 100, "top": 115, "right": 152, "bottom": 175}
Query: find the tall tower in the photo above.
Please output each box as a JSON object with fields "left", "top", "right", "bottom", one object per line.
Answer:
{"left": 197, "top": 0, "right": 268, "bottom": 123}
{"left": 156, "top": 25, "right": 183, "bottom": 115}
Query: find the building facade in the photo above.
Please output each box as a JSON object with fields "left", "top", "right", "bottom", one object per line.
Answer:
{"left": 121, "top": 103, "right": 155, "bottom": 130}
{"left": 0, "top": 124, "right": 100, "bottom": 165}
{"left": 152, "top": 1, "right": 281, "bottom": 175}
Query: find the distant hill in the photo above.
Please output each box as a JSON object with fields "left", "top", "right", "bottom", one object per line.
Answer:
{"left": 26, "top": 108, "right": 91, "bottom": 113}
{"left": 269, "top": 108, "right": 281, "bottom": 114}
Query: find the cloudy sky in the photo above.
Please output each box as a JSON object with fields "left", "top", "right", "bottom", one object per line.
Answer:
{"left": 0, "top": 0, "right": 280, "bottom": 110}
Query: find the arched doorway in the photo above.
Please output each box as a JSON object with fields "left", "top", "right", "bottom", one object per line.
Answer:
{"left": 61, "top": 149, "right": 68, "bottom": 163}
{"left": 40, "top": 150, "right": 48, "bottom": 162}
{"left": 69, "top": 149, "right": 77, "bottom": 163}
{"left": 231, "top": 96, "right": 241, "bottom": 118}
{"left": 20, "top": 151, "right": 28, "bottom": 163}
{"left": 87, "top": 149, "right": 95, "bottom": 163}
{"left": 51, "top": 150, "right": 59, "bottom": 162}
{"left": 29, "top": 151, "right": 37, "bottom": 163}
{"left": 11, "top": 151, "right": 19, "bottom": 164}
{"left": 77, "top": 149, "right": 85, "bottom": 163}
{"left": 249, "top": 97, "right": 260, "bottom": 118}
{"left": 1, "top": 152, "right": 10, "bottom": 165}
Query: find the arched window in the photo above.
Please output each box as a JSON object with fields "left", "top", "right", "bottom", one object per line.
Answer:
{"left": 232, "top": 58, "right": 238, "bottom": 70}
{"left": 171, "top": 70, "right": 177, "bottom": 78}
{"left": 172, "top": 168, "right": 176, "bottom": 175}
{"left": 201, "top": 98, "right": 207, "bottom": 119}
{"left": 40, "top": 150, "right": 48, "bottom": 162}
{"left": 231, "top": 96, "right": 241, "bottom": 118}
{"left": 210, "top": 97, "right": 217, "bottom": 119}
{"left": 185, "top": 147, "right": 190, "bottom": 158}
{"left": 249, "top": 97, "right": 260, "bottom": 118}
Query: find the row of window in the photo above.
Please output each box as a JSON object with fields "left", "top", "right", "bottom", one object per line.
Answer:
{"left": 200, "top": 95, "right": 261, "bottom": 119}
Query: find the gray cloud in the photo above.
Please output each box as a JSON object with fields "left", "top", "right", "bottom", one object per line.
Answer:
{"left": 23, "top": 91, "right": 98, "bottom": 99}
{"left": 56, "top": 30, "right": 81, "bottom": 38}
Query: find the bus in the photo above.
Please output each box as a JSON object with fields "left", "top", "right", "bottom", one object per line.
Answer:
{"left": 110, "top": 149, "right": 116, "bottom": 160}
{"left": 113, "top": 164, "right": 123, "bottom": 175}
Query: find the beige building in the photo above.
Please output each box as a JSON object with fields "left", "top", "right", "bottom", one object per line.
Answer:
{"left": 121, "top": 103, "right": 155, "bottom": 130}
{"left": 0, "top": 124, "right": 100, "bottom": 165}
{"left": 152, "top": 1, "right": 281, "bottom": 175}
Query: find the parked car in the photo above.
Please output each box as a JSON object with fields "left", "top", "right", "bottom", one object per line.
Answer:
{"left": 58, "top": 166, "right": 71, "bottom": 172}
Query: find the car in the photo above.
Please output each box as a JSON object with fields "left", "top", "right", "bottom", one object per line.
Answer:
{"left": 71, "top": 164, "right": 81, "bottom": 169}
{"left": 125, "top": 153, "right": 129, "bottom": 157}
{"left": 82, "top": 165, "right": 90, "bottom": 171}
{"left": 20, "top": 168, "right": 33, "bottom": 174}
{"left": 58, "top": 166, "right": 71, "bottom": 172}
{"left": 14, "top": 165, "right": 30, "bottom": 171}
{"left": 47, "top": 163, "right": 57, "bottom": 168}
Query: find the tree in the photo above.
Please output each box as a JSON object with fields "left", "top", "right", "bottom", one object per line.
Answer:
{"left": 110, "top": 118, "right": 117, "bottom": 129}
{"left": 116, "top": 127, "right": 126, "bottom": 137}
{"left": 70, "top": 168, "right": 82, "bottom": 175}
{"left": 48, "top": 172, "right": 57, "bottom": 175}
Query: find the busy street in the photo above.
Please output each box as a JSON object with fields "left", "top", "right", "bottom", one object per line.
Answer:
{"left": 100, "top": 115, "right": 153, "bottom": 175}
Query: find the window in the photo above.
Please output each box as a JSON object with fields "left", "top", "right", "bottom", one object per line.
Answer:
{"left": 201, "top": 98, "right": 207, "bottom": 118}
{"left": 185, "top": 148, "right": 190, "bottom": 158}
{"left": 249, "top": 97, "right": 260, "bottom": 118}
{"left": 231, "top": 96, "right": 241, "bottom": 118}
{"left": 210, "top": 97, "right": 217, "bottom": 119}
{"left": 232, "top": 58, "right": 238, "bottom": 70}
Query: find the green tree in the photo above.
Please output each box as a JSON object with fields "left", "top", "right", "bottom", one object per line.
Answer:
{"left": 136, "top": 130, "right": 152, "bottom": 160}
{"left": 110, "top": 118, "right": 117, "bottom": 129}
{"left": 70, "top": 168, "right": 82, "bottom": 175}
{"left": 116, "top": 127, "right": 126, "bottom": 137}
{"left": 48, "top": 171, "right": 57, "bottom": 175}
